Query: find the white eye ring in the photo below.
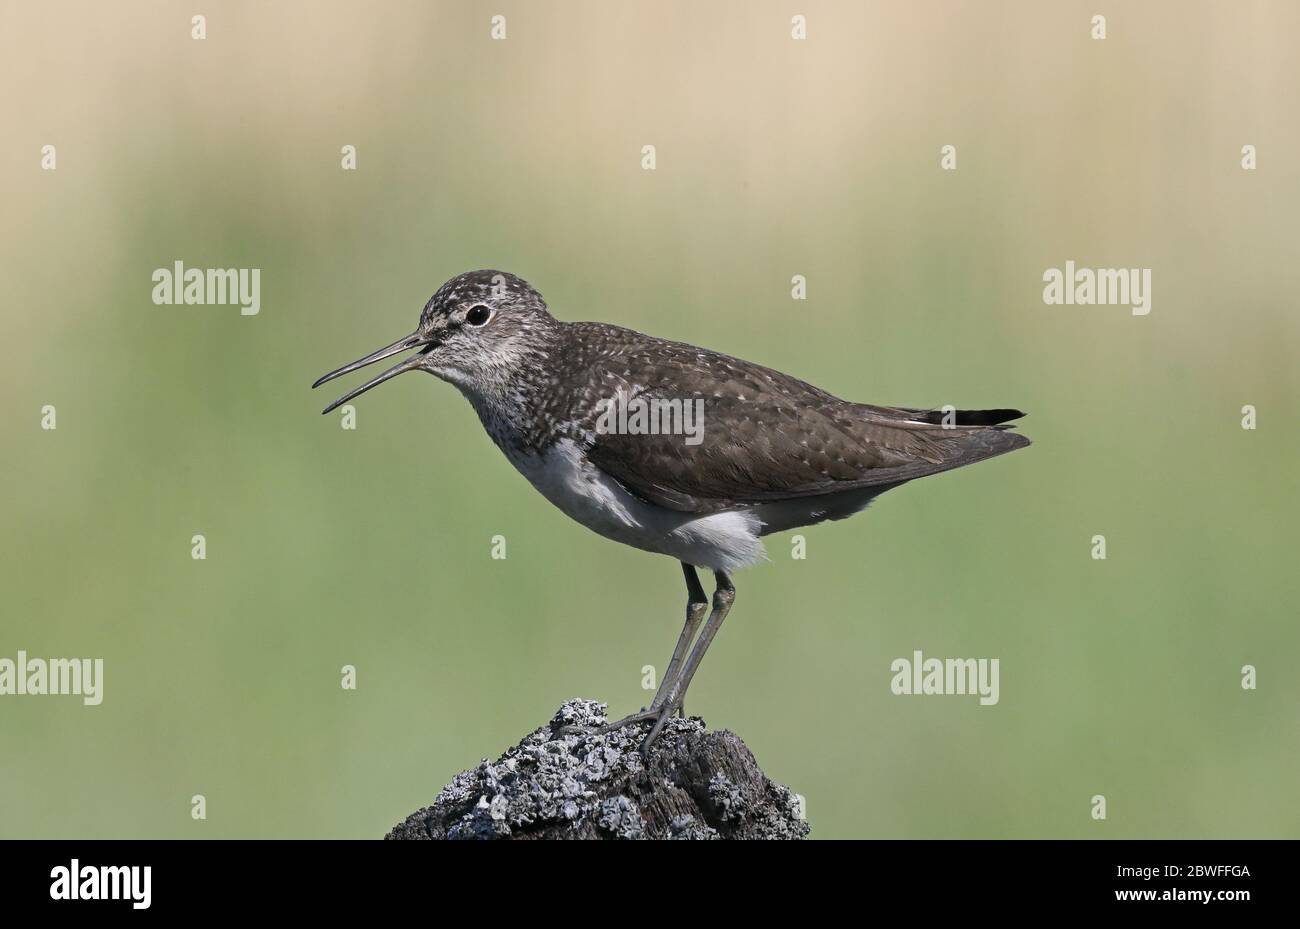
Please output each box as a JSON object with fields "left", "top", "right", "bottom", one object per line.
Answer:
{"left": 465, "top": 304, "right": 493, "bottom": 327}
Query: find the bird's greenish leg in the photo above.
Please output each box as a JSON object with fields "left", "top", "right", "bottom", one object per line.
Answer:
{"left": 641, "top": 570, "right": 735, "bottom": 752}
{"left": 652, "top": 563, "right": 709, "bottom": 713}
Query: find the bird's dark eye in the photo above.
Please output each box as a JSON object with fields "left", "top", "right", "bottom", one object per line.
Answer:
{"left": 466, "top": 304, "right": 492, "bottom": 327}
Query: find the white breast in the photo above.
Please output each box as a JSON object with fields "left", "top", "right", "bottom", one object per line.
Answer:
{"left": 504, "top": 438, "right": 766, "bottom": 573}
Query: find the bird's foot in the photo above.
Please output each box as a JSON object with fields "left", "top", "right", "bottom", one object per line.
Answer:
{"left": 556, "top": 701, "right": 684, "bottom": 755}
{"left": 638, "top": 702, "right": 680, "bottom": 755}
{"left": 594, "top": 706, "right": 662, "bottom": 734}
{"left": 555, "top": 706, "right": 652, "bottom": 738}
{"left": 606, "top": 701, "right": 684, "bottom": 756}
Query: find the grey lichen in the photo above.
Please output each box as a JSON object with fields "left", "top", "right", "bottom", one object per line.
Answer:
{"left": 387, "top": 699, "right": 809, "bottom": 840}
{"left": 597, "top": 796, "right": 646, "bottom": 839}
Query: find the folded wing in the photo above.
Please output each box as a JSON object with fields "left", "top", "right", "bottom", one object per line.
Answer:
{"left": 584, "top": 353, "right": 1028, "bottom": 514}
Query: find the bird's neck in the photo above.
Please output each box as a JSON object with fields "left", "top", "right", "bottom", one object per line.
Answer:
{"left": 451, "top": 327, "right": 569, "bottom": 456}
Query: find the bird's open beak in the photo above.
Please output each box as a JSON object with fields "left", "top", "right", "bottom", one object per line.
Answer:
{"left": 312, "top": 331, "right": 435, "bottom": 414}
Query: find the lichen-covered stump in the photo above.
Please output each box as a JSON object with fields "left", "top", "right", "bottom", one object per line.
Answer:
{"left": 387, "top": 699, "right": 809, "bottom": 840}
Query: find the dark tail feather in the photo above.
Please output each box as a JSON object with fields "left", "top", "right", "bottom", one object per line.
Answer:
{"left": 910, "top": 408, "right": 1026, "bottom": 427}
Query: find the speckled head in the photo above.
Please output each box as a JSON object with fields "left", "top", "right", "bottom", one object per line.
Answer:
{"left": 313, "top": 270, "right": 559, "bottom": 414}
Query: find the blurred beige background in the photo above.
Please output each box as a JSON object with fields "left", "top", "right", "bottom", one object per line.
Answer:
{"left": 1, "top": 0, "right": 1297, "bottom": 839}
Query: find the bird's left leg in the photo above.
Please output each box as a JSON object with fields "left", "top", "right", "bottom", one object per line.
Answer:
{"left": 652, "top": 563, "right": 709, "bottom": 715}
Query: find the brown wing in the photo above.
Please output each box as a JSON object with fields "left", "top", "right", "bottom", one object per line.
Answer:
{"left": 581, "top": 342, "right": 1028, "bottom": 514}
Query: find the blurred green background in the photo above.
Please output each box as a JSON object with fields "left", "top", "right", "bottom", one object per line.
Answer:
{"left": 2, "top": 0, "right": 1298, "bottom": 839}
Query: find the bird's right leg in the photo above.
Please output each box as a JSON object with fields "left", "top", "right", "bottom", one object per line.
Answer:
{"left": 589, "top": 562, "right": 708, "bottom": 732}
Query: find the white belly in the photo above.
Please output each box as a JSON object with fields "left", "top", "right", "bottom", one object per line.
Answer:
{"left": 505, "top": 438, "right": 766, "bottom": 573}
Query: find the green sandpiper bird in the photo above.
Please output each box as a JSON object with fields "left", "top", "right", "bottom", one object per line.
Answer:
{"left": 313, "top": 270, "right": 1029, "bottom": 751}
